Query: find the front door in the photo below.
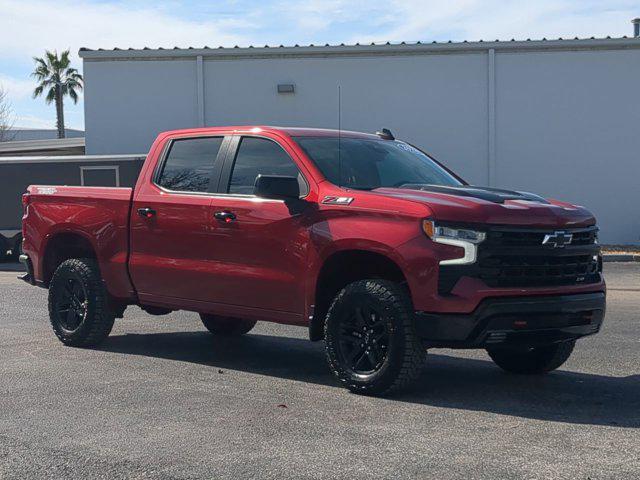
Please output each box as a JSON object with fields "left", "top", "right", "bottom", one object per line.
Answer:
{"left": 205, "top": 134, "right": 312, "bottom": 315}
{"left": 129, "top": 135, "right": 228, "bottom": 303}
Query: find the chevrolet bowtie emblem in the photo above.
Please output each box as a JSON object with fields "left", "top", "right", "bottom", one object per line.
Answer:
{"left": 542, "top": 231, "right": 573, "bottom": 248}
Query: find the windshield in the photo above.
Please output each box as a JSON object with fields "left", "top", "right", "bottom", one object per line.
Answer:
{"left": 293, "top": 136, "right": 463, "bottom": 190}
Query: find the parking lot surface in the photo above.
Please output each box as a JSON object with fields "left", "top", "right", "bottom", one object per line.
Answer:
{"left": 0, "top": 263, "right": 638, "bottom": 479}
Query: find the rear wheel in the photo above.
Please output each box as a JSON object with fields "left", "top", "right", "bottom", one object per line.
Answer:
{"left": 486, "top": 340, "right": 575, "bottom": 374}
{"left": 324, "top": 279, "right": 425, "bottom": 395}
{"left": 199, "top": 314, "right": 257, "bottom": 335}
{"left": 48, "top": 258, "right": 115, "bottom": 347}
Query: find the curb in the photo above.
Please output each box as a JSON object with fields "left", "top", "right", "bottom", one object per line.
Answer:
{"left": 602, "top": 254, "right": 640, "bottom": 263}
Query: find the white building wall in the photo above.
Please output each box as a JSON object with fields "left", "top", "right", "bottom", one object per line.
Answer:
{"left": 203, "top": 54, "right": 489, "bottom": 183}
{"left": 82, "top": 43, "right": 640, "bottom": 243}
{"left": 84, "top": 60, "right": 200, "bottom": 154}
{"left": 494, "top": 49, "right": 640, "bottom": 245}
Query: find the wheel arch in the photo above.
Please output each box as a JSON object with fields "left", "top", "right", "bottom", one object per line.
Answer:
{"left": 309, "top": 248, "right": 410, "bottom": 341}
{"left": 41, "top": 230, "right": 98, "bottom": 287}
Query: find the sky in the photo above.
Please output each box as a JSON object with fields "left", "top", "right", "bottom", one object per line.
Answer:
{"left": 0, "top": 0, "right": 638, "bottom": 131}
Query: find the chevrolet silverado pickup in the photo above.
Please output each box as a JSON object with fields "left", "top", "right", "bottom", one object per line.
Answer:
{"left": 19, "top": 126, "right": 606, "bottom": 395}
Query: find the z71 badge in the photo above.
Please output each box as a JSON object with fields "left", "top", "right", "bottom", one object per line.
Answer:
{"left": 321, "top": 196, "right": 354, "bottom": 205}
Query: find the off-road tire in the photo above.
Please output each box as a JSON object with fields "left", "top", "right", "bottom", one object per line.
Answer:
{"left": 48, "top": 258, "right": 115, "bottom": 347}
{"left": 324, "top": 279, "right": 425, "bottom": 396}
{"left": 199, "top": 314, "right": 257, "bottom": 335}
{"left": 487, "top": 340, "right": 576, "bottom": 374}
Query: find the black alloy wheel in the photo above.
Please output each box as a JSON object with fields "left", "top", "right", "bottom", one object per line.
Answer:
{"left": 336, "top": 303, "right": 390, "bottom": 376}
{"left": 324, "top": 279, "right": 425, "bottom": 395}
{"left": 54, "top": 276, "right": 88, "bottom": 332}
{"left": 48, "top": 258, "right": 115, "bottom": 347}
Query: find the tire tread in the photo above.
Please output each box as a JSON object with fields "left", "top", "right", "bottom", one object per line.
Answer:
{"left": 324, "top": 279, "right": 425, "bottom": 395}
{"left": 48, "top": 258, "right": 115, "bottom": 347}
{"left": 199, "top": 314, "right": 257, "bottom": 335}
{"left": 487, "top": 340, "right": 575, "bottom": 374}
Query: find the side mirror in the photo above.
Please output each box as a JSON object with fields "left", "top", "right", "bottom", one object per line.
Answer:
{"left": 254, "top": 175, "right": 301, "bottom": 200}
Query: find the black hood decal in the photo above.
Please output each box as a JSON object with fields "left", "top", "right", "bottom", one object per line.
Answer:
{"left": 397, "top": 184, "right": 549, "bottom": 204}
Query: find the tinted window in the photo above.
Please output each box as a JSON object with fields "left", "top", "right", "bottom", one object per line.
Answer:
{"left": 294, "top": 137, "right": 462, "bottom": 190}
{"left": 228, "top": 137, "right": 305, "bottom": 195}
{"left": 158, "top": 137, "right": 223, "bottom": 192}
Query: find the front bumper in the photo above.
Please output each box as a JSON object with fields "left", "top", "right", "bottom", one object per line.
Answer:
{"left": 414, "top": 292, "right": 605, "bottom": 348}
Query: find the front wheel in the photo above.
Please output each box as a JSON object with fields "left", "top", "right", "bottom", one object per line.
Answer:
{"left": 48, "top": 258, "right": 115, "bottom": 347}
{"left": 199, "top": 314, "right": 257, "bottom": 335}
{"left": 324, "top": 279, "right": 425, "bottom": 396}
{"left": 486, "top": 340, "right": 576, "bottom": 374}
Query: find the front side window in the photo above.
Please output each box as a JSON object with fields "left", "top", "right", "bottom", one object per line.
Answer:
{"left": 228, "top": 137, "right": 306, "bottom": 195}
{"left": 293, "top": 136, "right": 462, "bottom": 190}
{"left": 157, "top": 137, "right": 223, "bottom": 192}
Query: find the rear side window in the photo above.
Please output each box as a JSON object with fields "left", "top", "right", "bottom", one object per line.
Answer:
{"left": 228, "top": 137, "right": 306, "bottom": 195}
{"left": 157, "top": 137, "right": 223, "bottom": 192}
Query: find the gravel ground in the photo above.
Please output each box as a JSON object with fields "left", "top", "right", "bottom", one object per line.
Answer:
{"left": 0, "top": 263, "right": 638, "bottom": 479}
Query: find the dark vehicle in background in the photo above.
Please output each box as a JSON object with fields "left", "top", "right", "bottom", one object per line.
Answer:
{"left": 19, "top": 126, "right": 605, "bottom": 395}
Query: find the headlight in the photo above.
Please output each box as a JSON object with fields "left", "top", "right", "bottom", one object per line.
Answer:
{"left": 422, "top": 220, "right": 486, "bottom": 265}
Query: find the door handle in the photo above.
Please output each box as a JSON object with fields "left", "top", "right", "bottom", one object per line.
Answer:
{"left": 137, "top": 207, "right": 156, "bottom": 218}
{"left": 214, "top": 211, "right": 236, "bottom": 223}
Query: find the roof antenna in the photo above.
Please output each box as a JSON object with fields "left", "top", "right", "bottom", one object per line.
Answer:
{"left": 338, "top": 84, "right": 342, "bottom": 187}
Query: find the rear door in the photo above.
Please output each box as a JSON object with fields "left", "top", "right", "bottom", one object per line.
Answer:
{"left": 204, "top": 134, "right": 312, "bottom": 315}
{"left": 129, "top": 135, "right": 230, "bottom": 303}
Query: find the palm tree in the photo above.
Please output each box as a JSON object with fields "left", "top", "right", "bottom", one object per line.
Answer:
{"left": 32, "top": 50, "right": 83, "bottom": 139}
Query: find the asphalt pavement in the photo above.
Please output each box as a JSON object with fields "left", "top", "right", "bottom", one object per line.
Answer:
{"left": 0, "top": 263, "right": 638, "bottom": 479}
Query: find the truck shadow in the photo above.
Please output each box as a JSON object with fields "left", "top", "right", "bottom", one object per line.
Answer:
{"left": 98, "top": 330, "right": 640, "bottom": 428}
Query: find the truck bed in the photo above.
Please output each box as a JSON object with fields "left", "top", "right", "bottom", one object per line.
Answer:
{"left": 23, "top": 185, "right": 136, "bottom": 299}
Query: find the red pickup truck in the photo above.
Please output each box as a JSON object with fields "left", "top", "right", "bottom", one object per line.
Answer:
{"left": 20, "top": 126, "right": 605, "bottom": 395}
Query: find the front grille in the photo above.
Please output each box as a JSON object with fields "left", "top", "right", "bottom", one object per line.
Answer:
{"left": 484, "top": 227, "right": 597, "bottom": 247}
{"left": 477, "top": 252, "right": 600, "bottom": 288}
{"left": 439, "top": 226, "right": 601, "bottom": 294}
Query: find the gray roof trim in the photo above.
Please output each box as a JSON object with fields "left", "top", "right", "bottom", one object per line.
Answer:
{"left": 0, "top": 154, "right": 146, "bottom": 165}
{"left": 8, "top": 127, "right": 84, "bottom": 133}
{"left": 0, "top": 137, "right": 85, "bottom": 153}
{"left": 79, "top": 37, "right": 640, "bottom": 60}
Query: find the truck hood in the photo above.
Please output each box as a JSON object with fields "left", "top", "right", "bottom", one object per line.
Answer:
{"left": 373, "top": 184, "right": 596, "bottom": 228}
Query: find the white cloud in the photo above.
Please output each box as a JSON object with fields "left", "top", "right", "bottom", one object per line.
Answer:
{"left": 275, "top": 0, "right": 638, "bottom": 44}
{"left": 0, "top": 0, "right": 250, "bottom": 63}
{"left": 12, "top": 114, "right": 56, "bottom": 129}
{"left": 0, "top": 74, "right": 33, "bottom": 100}
{"left": 2, "top": 0, "right": 638, "bottom": 132}
{"left": 348, "top": 0, "right": 639, "bottom": 43}
{"left": 273, "top": 0, "right": 371, "bottom": 34}
{"left": 1, "top": 0, "right": 637, "bottom": 62}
